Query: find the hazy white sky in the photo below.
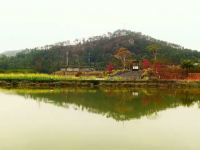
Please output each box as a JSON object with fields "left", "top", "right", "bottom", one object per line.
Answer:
{"left": 0, "top": 0, "right": 199, "bottom": 52}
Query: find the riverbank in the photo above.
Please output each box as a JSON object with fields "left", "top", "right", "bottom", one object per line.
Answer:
{"left": 0, "top": 73, "right": 199, "bottom": 88}
{"left": 0, "top": 79, "right": 200, "bottom": 88}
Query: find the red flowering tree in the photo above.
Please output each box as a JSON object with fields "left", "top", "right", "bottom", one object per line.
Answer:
{"left": 142, "top": 59, "right": 151, "bottom": 69}
{"left": 154, "top": 62, "right": 161, "bottom": 73}
{"left": 106, "top": 64, "right": 114, "bottom": 74}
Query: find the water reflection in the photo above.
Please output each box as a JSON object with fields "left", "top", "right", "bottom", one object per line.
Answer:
{"left": 3, "top": 88, "right": 200, "bottom": 121}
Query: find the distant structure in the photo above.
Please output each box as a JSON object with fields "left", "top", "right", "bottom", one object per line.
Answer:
{"left": 61, "top": 67, "right": 95, "bottom": 72}
{"left": 55, "top": 66, "right": 100, "bottom": 77}
{"left": 132, "top": 60, "right": 140, "bottom": 71}
{"left": 59, "top": 66, "right": 94, "bottom": 72}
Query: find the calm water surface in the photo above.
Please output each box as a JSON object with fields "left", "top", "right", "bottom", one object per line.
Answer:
{"left": 0, "top": 88, "right": 200, "bottom": 150}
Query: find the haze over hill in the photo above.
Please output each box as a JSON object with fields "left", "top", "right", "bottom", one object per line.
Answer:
{"left": 0, "top": 50, "right": 22, "bottom": 57}
{"left": 0, "top": 30, "right": 199, "bottom": 73}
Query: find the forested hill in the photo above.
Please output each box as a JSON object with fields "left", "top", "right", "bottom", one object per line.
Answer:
{"left": 0, "top": 29, "right": 199, "bottom": 73}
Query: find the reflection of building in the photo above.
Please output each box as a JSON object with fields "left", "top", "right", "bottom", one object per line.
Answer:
{"left": 132, "top": 60, "right": 140, "bottom": 71}
{"left": 132, "top": 92, "right": 139, "bottom": 96}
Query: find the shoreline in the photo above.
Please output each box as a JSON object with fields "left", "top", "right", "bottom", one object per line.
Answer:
{"left": 0, "top": 79, "right": 199, "bottom": 88}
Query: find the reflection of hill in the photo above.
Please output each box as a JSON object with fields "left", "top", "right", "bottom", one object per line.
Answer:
{"left": 6, "top": 88, "right": 200, "bottom": 121}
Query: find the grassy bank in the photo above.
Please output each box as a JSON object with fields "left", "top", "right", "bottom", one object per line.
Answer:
{"left": 0, "top": 73, "right": 121, "bottom": 88}
{"left": 0, "top": 73, "right": 199, "bottom": 88}
{"left": 0, "top": 73, "right": 101, "bottom": 82}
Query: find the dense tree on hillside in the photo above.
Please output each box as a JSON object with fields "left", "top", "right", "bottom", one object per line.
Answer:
{"left": 0, "top": 29, "right": 200, "bottom": 73}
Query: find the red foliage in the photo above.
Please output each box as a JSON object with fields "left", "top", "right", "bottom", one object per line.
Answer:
{"left": 154, "top": 62, "right": 161, "bottom": 72}
{"left": 187, "top": 73, "right": 200, "bottom": 81}
{"left": 156, "top": 65, "right": 186, "bottom": 80}
{"left": 142, "top": 59, "right": 151, "bottom": 69}
{"left": 106, "top": 64, "right": 114, "bottom": 74}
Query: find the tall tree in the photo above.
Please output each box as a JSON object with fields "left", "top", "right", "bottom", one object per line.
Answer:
{"left": 147, "top": 44, "right": 161, "bottom": 61}
{"left": 114, "top": 47, "right": 132, "bottom": 69}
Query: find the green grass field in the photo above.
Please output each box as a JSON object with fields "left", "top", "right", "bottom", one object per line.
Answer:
{"left": 0, "top": 73, "right": 97, "bottom": 82}
{"left": 0, "top": 73, "right": 123, "bottom": 82}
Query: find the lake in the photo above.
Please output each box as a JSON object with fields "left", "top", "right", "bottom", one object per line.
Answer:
{"left": 0, "top": 88, "right": 200, "bottom": 150}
